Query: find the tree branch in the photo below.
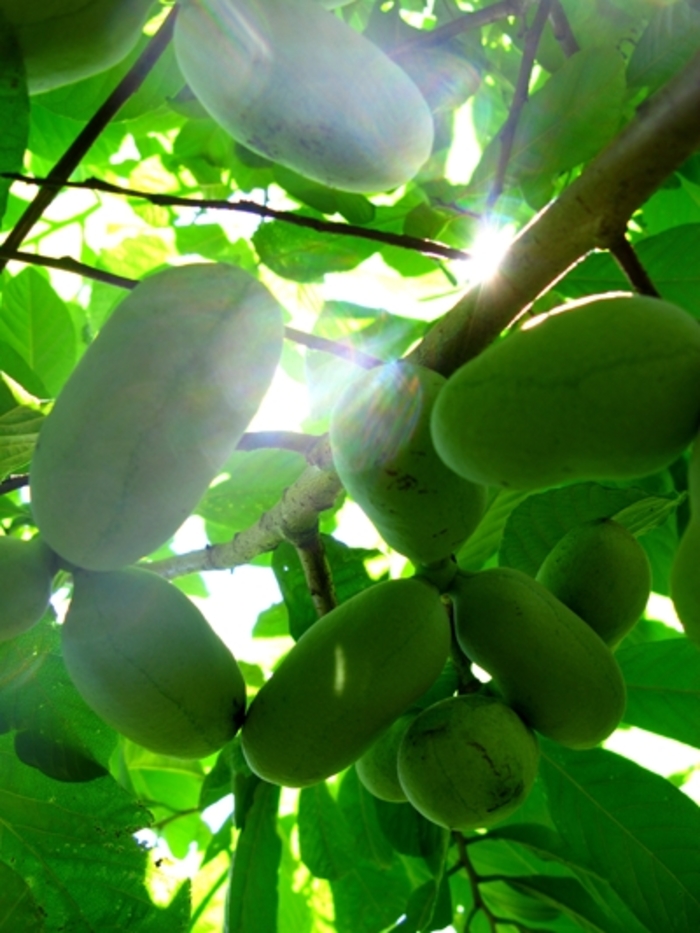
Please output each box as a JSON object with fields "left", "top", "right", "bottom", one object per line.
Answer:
{"left": 549, "top": 0, "right": 580, "bottom": 57}
{"left": 289, "top": 525, "right": 338, "bottom": 618}
{"left": 2, "top": 173, "right": 471, "bottom": 263}
{"left": 236, "top": 431, "right": 323, "bottom": 457}
{"left": 0, "top": 474, "right": 29, "bottom": 497}
{"left": 396, "top": 0, "right": 531, "bottom": 53}
{"left": 608, "top": 234, "right": 661, "bottom": 297}
{"left": 0, "top": 7, "right": 178, "bottom": 273}
{"left": 488, "top": 0, "right": 553, "bottom": 207}
{"left": 412, "top": 49, "right": 700, "bottom": 376}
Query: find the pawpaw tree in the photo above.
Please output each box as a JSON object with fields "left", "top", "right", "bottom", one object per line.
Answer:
{"left": 1, "top": 2, "right": 700, "bottom": 932}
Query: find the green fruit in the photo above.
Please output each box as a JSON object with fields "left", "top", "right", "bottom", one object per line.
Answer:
{"left": 0, "top": 536, "right": 55, "bottom": 641}
{"left": 671, "top": 440, "right": 700, "bottom": 641}
{"left": 397, "top": 694, "right": 540, "bottom": 832}
{"left": 62, "top": 567, "right": 246, "bottom": 759}
{"left": 431, "top": 294, "right": 700, "bottom": 490}
{"left": 330, "top": 363, "right": 487, "bottom": 566}
{"left": 536, "top": 519, "right": 651, "bottom": 647}
{"left": 30, "top": 263, "right": 284, "bottom": 572}
{"left": 355, "top": 712, "right": 416, "bottom": 803}
{"left": 450, "top": 568, "right": 626, "bottom": 749}
{"left": 173, "top": 0, "right": 434, "bottom": 193}
{"left": 241, "top": 578, "right": 451, "bottom": 787}
{"left": 0, "top": 0, "right": 154, "bottom": 94}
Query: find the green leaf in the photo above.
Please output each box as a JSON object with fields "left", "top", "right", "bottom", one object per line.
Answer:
{"left": 618, "top": 639, "right": 700, "bottom": 748}
{"left": 272, "top": 536, "right": 380, "bottom": 641}
{"left": 456, "top": 489, "right": 529, "bottom": 572}
{"left": 472, "top": 47, "right": 625, "bottom": 196}
{"left": 0, "top": 405, "right": 44, "bottom": 478}
{"left": 0, "top": 860, "right": 44, "bottom": 932}
{"left": 225, "top": 781, "right": 282, "bottom": 933}
{"left": 372, "top": 796, "right": 449, "bottom": 873}
{"left": 330, "top": 855, "right": 412, "bottom": 933}
{"left": 0, "top": 269, "right": 76, "bottom": 396}
{"left": 627, "top": 4, "right": 700, "bottom": 93}
{"left": 0, "top": 734, "right": 190, "bottom": 932}
{"left": 198, "top": 449, "right": 307, "bottom": 542}
{"left": 540, "top": 742, "right": 700, "bottom": 933}
{"left": 336, "top": 767, "right": 395, "bottom": 870}
{"left": 297, "top": 782, "right": 356, "bottom": 880}
{"left": 499, "top": 483, "right": 676, "bottom": 576}
{"left": 252, "top": 602, "right": 290, "bottom": 639}
{"left": 253, "top": 215, "right": 377, "bottom": 282}
{"left": 0, "top": 620, "right": 117, "bottom": 775}
{"left": 0, "top": 22, "right": 29, "bottom": 226}
{"left": 499, "top": 875, "right": 629, "bottom": 933}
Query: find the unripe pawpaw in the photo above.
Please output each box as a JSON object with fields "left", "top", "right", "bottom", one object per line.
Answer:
{"left": 173, "top": 0, "right": 434, "bottom": 193}
{"left": 330, "top": 363, "right": 487, "bottom": 566}
{"left": 431, "top": 294, "right": 700, "bottom": 490}
{"left": 30, "top": 263, "right": 284, "bottom": 572}
{"left": 0, "top": 536, "right": 55, "bottom": 641}
{"left": 0, "top": 0, "right": 154, "bottom": 94}
{"left": 241, "top": 578, "right": 451, "bottom": 787}
{"left": 355, "top": 711, "right": 416, "bottom": 803}
{"left": 450, "top": 568, "right": 626, "bottom": 749}
{"left": 397, "top": 694, "right": 540, "bottom": 831}
{"left": 536, "top": 519, "right": 651, "bottom": 648}
{"left": 62, "top": 567, "right": 246, "bottom": 759}
{"left": 671, "top": 440, "right": 700, "bottom": 641}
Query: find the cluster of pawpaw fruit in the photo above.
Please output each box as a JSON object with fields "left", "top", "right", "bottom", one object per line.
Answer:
{"left": 2, "top": 262, "right": 287, "bottom": 759}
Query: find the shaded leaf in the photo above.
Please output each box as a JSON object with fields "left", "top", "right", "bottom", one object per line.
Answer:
{"left": 0, "top": 22, "right": 29, "bottom": 226}
{"left": 0, "top": 735, "right": 190, "bottom": 932}
{"left": 0, "top": 860, "right": 44, "bottom": 932}
{"left": 618, "top": 639, "right": 700, "bottom": 748}
{"left": 0, "top": 405, "right": 44, "bottom": 478}
{"left": 336, "top": 767, "right": 395, "bottom": 870}
{"left": 226, "top": 781, "right": 281, "bottom": 933}
{"left": 298, "top": 782, "right": 355, "bottom": 880}
{"left": 330, "top": 855, "right": 411, "bottom": 933}
{"left": 540, "top": 742, "right": 700, "bottom": 933}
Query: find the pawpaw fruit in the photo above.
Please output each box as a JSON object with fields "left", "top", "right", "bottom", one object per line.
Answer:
{"left": 241, "top": 578, "right": 451, "bottom": 787}
{"left": 62, "top": 566, "right": 247, "bottom": 758}
{"left": 536, "top": 519, "right": 651, "bottom": 647}
{"left": 30, "top": 263, "right": 284, "bottom": 572}
{"left": 671, "top": 439, "right": 700, "bottom": 641}
{"left": 449, "top": 568, "right": 626, "bottom": 749}
{"left": 431, "top": 294, "right": 700, "bottom": 490}
{"left": 0, "top": 0, "right": 154, "bottom": 94}
{"left": 0, "top": 536, "right": 55, "bottom": 641}
{"left": 397, "top": 694, "right": 540, "bottom": 831}
{"left": 173, "top": 0, "right": 434, "bottom": 193}
{"left": 355, "top": 711, "right": 416, "bottom": 803}
{"left": 330, "top": 363, "right": 487, "bottom": 566}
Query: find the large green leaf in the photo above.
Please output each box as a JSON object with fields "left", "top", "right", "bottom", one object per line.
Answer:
{"left": 0, "top": 734, "right": 190, "bottom": 933}
{"left": 627, "top": 3, "right": 700, "bottom": 93}
{"left": 225, "top": 781, "right": 281, "bottom": 933}
{"left": 0, "top": 860, "right": 44, "bottom": 932}
{"left": 330, "top": 855, "right": 412, "bottom": 933}
{"left": 297, "top": 783, "right": 356, "bottom": 881}
{"left": 618, "top": 639, "right": 700, "bottom": 748}
{"left": 540, "top": 742, "right": 700, "bottom": 933}
{"left": 0, "top": 405, "right": 44, "bottom": 478}
{"left": 0, "top": 269, "right": 76, "bottom": 396}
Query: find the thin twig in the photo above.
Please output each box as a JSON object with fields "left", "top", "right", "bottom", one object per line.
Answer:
{"left": 289, "top": 526, "right": 338, "bottom": 618}
{"left": 549, "top": 0, "right": 580, "bottom": 56}
{"left": 0, "top": 7, "right": 178, "bottom": 273}
{"left": 488, "top": 0, "right": 553, "bottom": 208}
{"left": 608, "top": 234, "right": 661, "bottom": 297}
{"left": 394, "top": 0, "right": 529, "bottom": 53}
{"left": 2, "top": 173, "right": 471, "bottom": 263}
{"left": 236, "top": 431, "right": 323, "bottom": 457}
{"left": 0, "top": 248, "right": 385, "bottom": 367}
{"left": 0, "top": 475, "right": 29, "bottom": 497}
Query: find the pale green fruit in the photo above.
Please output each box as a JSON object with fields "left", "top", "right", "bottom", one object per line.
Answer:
{"left": 0, "top": 0, "right": 154, "bottom": 94}
{"left": 62, "top": 567, "right": 247, "bottom": 759}
{"left": 30, "top": 264, "right": 284, "bottom": 571}
{"left": 450, "top": 568, "right": 626, "bottom": 749}
{"left": 241, "top": 579, "right": 450, "bottom": 787}
{"left": 330, "top": 363, "right": 487, "bottom": 566}
{"left": 397, "top": 694, "right": 540, "bottom": 832}
{"left": 174, "top": 0, "right": 434, "bottom": 193}
{"left": 355, "top": 712, "right": 416, "bottom": 803}
{"left": 0, "top": 536, "right": 55, "bottom": 641}
{"left": 536, "top": 519, "right": 651, "bottom": 647}
{"left": 431, "top": 294, "right": 700, "bottom": 490}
